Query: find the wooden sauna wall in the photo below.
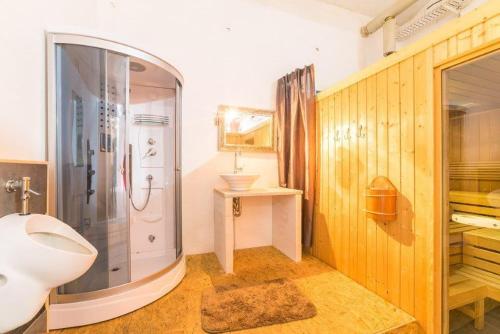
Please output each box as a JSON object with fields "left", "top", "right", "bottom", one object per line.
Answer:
{"left": 313, "top": 4, "right": 500, "bottom": 332}
{"left": 449, "top": 109, "right": 500, "bottom": 192}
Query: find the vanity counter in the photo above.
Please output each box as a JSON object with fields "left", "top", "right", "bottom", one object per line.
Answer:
{"left": 213, "top": 187, "right": 302, "bottom": 273}
{"left": 214, "top": 187, "right": 302, "bottom": 198}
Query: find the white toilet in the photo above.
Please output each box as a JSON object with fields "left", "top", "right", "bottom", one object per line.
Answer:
{"left": 0, "top": 214, "right": 97, "bottom": 333}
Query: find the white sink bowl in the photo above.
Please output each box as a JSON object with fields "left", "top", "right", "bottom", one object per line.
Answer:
{"left": 220, "top": 173, "right": 259, "bottom": 191}
{"left": 0, "top": 214, "right": 97, "bottom": 332}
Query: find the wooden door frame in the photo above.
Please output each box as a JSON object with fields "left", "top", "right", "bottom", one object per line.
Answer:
{"left": 433, "top": 39, "right": 500, "bottom": 334}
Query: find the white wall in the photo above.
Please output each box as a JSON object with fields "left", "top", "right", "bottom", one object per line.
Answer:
{"left": 360, "top": 0, "right": 489, "bottom": 67}
{"left": 0, "top": 0, "right": 371, "bottom": 254}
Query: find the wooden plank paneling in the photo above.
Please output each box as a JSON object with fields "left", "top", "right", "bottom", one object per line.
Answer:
{"left": 349, "top": 84, "right": 359, "bottom": 280}
{"left": 463, "top": 245, "right": 500, "bottom": 264}
{"left": 376, "top": 69, "right": 389, "bottom": 299}
{"left": 457, "top": 29, "right": 472, "bottom": 54}
{"left": 463, "top": 112, "right": 480, "bottom": 163}
{"left": 399, "top": 57, "right": 416, "bottom": 315}
{"left": 341, "top": 88, "right": 350, "bottom": 274}
{"left": 451, "top": 203, "right": 500, "bottom": 216}
{"left": 472, "top": 22, "right": 485, "bottom": 48}
{"left": 463, "top": 255, "right": 500, "bottom": 275}
{"left": 312, "top": 4, "right": 500, "bottom": 333}
{"left": 387, "top": 64, "right": 401, "bottom": 306}
{"left": 434, "top": 40, "right": 448, "bottom": 64}
{"left": 334, "top": 92, "right": 343, "bottom": 270}
{"left": 318, "top": 96, "right": 331, "bottom": 265}
{"left": 328, "top": 96, "right": 336, "bottom": 267}
{"left": 313, "top": 98, "right": 321, "bottom": 256}
{"left": 413, "top": 49, "right": 434, "bottom": 330}
{"left": 464, "top": 229, "right": 500, "bottom": 251}
{"left": 313, "top": 99, "right": 321, "bottom": 256}
{"left": 319, "top": 97, "right": 329, "bottom": 260}
{"left": 479, "top": 111, "right": 491, "bottom": 161}
{"left": 357, "top": 79, "right": 368, "bottom": 286}
{"left": 366, "top": 75, "right": 378, "bottom": 292}
{"left": 485, "top": 15, "right": 500, "bottom": 42}
{"left": 448, "top": 35, "right": 458, "bottom": 58}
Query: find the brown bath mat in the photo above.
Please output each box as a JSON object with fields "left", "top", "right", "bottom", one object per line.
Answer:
{"left": 200, "top": 278, "right": 316, "bottom": 333}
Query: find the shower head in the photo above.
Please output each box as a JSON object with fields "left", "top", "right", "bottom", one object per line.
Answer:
{"left": 130, "top": 61, "right": 146, "bottom": 72}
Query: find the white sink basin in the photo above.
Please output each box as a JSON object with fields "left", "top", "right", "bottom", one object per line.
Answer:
{"left": 0, "top": 214, "right": 97, "bottom": 332}
{"left": 220, "top": 173, "right": 259, "bottom": 191}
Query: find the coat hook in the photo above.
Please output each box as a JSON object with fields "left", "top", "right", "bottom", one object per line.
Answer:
{"left": 358, "top": 124, "right": 366, "bottom": 138}
{"left": 344, "top": 127, "right": 351, "bottom": 140}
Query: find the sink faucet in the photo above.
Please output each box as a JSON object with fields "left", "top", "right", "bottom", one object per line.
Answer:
{"left": 5, "top": 176, "right": 41, "bottom": 215}
{"left": 233, "top": 151, "right": 243, "bottom": 174}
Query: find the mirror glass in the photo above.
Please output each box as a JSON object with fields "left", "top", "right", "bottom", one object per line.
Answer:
{"left": 218, "top": 106, "right": 275, "bottom": 152}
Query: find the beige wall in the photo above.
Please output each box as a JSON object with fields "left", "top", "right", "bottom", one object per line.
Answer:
{"left": 0, "top": 0, "right": 372, "bottom": 254}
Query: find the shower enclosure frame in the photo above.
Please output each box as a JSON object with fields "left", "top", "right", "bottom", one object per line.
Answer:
{"left": 45, "top": 32, "right": 185, "bottom": 328}
{"left": 434, "top": 41, "right": 500, "bottom": 333}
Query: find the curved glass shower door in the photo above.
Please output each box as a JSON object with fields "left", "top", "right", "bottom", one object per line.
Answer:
{"left": 55, "top": 44, "right": 130, "bottom": 294}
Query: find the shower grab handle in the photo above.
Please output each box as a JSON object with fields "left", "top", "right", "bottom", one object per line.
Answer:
{"left": 128, "top": 144, "right": 133, "bottom": 188}
{"left": 128, "top": 144, "right": 153, "bottom": 211}
{"left": 121, "top": 153, "right": 126, "bottom": 190}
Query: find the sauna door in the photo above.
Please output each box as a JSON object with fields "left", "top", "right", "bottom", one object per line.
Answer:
{"left": 443, "top": 50, "right": 500, "bottom": 333}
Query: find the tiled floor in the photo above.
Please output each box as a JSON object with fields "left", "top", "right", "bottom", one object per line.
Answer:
{"left": 52, "top": 247, "right": 417, "bottom": 333}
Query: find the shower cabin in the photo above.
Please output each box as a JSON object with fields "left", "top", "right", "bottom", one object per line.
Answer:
{"left": 45, "top": 34, "right": 184, "bottom": 329}
{"left": 442, "top": 49, "right": 500, "bottom": 332}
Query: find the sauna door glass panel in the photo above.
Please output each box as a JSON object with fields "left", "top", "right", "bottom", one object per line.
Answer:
{"left": 443, "top": 50, "right": 500, "bottom": 333}
{"left": 55, "top": 44, "right": 130, "bottom": 294}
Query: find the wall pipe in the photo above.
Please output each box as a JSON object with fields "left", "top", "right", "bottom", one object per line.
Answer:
{"left": 360, "top": 0, "right": 418, "bottom": 37}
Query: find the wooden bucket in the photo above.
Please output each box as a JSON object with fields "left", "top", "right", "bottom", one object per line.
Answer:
{"left": 365, "top": 176, "right": 397, "bottom": 222}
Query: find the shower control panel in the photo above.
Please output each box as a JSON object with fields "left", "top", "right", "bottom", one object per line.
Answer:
{"left": 99, "top": 84, "right": 118, "bottom": 153}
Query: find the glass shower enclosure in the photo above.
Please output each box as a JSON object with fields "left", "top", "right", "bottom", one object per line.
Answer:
{"left": 47, "top": 34, "right": 184, "bottom": 328}
{"left": 56, "top": 44, "right": 130, "bottom": 294}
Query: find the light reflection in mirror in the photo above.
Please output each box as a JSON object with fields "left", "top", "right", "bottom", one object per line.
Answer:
{"left": 217, "top": 106, "right": 275, "bottom": 153}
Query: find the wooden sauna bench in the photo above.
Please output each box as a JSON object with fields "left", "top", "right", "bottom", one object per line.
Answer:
{"left": 448, "top": 190, "right": 500, "bottom": 330}
{"left": 449, "top": 221, "right": 480, "bottom": 265}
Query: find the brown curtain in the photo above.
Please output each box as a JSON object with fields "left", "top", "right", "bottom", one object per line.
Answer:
{"left": 276, "top": 65, "right": 316, "bottom": 247}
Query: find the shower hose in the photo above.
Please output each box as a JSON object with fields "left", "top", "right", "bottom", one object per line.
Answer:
{"left": 130, "top": 174, "right": 153, "bottom": 211}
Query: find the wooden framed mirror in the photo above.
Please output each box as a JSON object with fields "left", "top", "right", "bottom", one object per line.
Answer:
{"left": 217, "top": 105, "right": 276, "bottom": 153}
